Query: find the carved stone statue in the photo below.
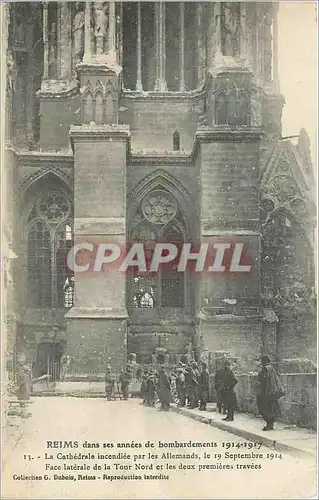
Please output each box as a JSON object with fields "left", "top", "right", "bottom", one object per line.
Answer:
{"left": 73, "top": 3, "right": 85, "bottom": 66}
{"left": 94, "top": 2, "right": 109, "bottom": 56}
{"left": 6, "top": 52, "right": 15, "bottom": 98}
{"left": 221, "top": 2, "right": 241, "bottom": 57}
{"left": 6, "top": 52, "right": 15, "bottom": 141}
{"left": 211, "top": 4, "right": 222, "bottom": 56}
{"left": 15, "top": 17, "right": 26, "bottom": 46}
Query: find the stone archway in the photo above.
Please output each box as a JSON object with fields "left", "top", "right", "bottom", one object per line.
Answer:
{"left": 260, "top": 203, "right": 316, "bottom": 361}
{"left": 126, "top": 170, "right": 196, "bottom": 363}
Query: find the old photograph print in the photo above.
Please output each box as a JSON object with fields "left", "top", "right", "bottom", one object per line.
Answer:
{"left": 1, "top": 1, "right": 317, "bottom": 499}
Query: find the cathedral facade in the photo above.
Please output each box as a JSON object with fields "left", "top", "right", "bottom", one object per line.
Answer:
{"left": 3, "top": 2, "right": 316, "bottom": 378}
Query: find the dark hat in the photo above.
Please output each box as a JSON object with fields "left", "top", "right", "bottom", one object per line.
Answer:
{"left": 261, "top": 355, "right": 271, "bottom": 363}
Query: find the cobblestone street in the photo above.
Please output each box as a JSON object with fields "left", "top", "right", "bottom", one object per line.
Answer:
{"left": 2, "top": 397, "right": 316, "bottom": 499}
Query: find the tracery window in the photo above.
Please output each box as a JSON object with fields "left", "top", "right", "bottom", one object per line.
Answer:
{"left": 26, "top": 188, "right": 74, "bottom": 308}
{"left": 129, "top": 190, "right": 185, "bottom": 308}
{"left": 27, "top": 220, "right": 52, "bottom": 307}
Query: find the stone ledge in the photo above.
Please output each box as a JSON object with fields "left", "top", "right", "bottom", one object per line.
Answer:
{"left": 196, "top": 126, "right": 263, "bottom": 143}
{"left": 37, "top": 78, "right": 79, "bottom": 99}
{"left": 65, "top": 307, "right": 128, "bottom": 319}
{"left": 197, "top": 312, "right": 262, "bottom": 323}
{"left": 74, "top": 217, "right": 125, "bottom": 235}
{"left": 171, "top": 406, "right": 316, "bottom": 459}
{"left": 70, "top": 124, "right": 130, "bottom": 143}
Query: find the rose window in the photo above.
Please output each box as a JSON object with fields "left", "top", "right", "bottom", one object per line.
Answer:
{"left": 36, "top": 191, "right": 71, "bottom": 223}
{"left": 142, "top": 191, "right": 177, "bottom": 225}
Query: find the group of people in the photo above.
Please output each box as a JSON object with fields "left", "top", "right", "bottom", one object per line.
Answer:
{"left": 139, "top": 359, "right": 238, "bottom": 420}
{"left": 140, "top": 365, "right": 172, "bottom": 411}
{"left": 105, "top": 364, "right": 133, "bottom": 401}
{"left": 139, "top": 361, "right": 211, "bottom": 413}
{"left": 106, "top": 355, "right": 285, "bottom": 432}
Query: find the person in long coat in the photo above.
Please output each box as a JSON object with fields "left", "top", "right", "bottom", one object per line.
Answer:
{"left": 185, "top": 364, "right": 193, "bottom": 407}
{"left": 257, "top": 355, "right": 284, "bottom": 431}
{"left": 190, "top": 361, "right": 200, "bottom": 409}
{"left": 119, "top": 369, "right": 130, "bottom": 400}
{"left": 105, "top": 366, "right": 116, "bottom": 401}
{"left": 140, "top": 368, "right": 148, "bottom": 404}
{"left": 158, "top": 366, "right": 171, "bottom": 411}
{"left": 17, "top": 361, "right": 31, "bottom": 405}
{"left": 146, "top": 370, "right": 157, "bottom": 407}
{"left": 214, "top": 365, "right": 227, "bottom": 414}
{"left": 176, "top": 367, "right": 186, "bottom": 407}
{"left": 220, "top": 360, "right": 238, "bottom": 421}
{"left": 199, "top": 362, "right": 210, "bottom": 411}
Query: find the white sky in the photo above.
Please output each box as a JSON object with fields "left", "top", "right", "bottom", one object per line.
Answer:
{"left": 278, "top": 1, "right": 317, "bottom": 166}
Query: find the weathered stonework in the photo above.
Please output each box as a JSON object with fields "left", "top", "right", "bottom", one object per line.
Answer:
{"left": 4, "top": 2, "right": 316, "bottom": 379}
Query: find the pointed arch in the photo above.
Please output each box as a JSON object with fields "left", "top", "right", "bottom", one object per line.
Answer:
{"left": 83, "top": 90, "right": 94, "bottom": 123}
{"left": 128, "top": 169, "right": 195, "bottom": 239}
{"left": 20, "top": 171, "right": 72, "bottom": 236}
{"left": 260, "top": 141, "right": 316, "bottom": 248}
{"left": 94, "top": 90, "right": 104, "bottom": 125}
{"left": 21, "top": 171, "right": 73, "bottom": 309}
{"left": 127, "top": 170, "right": 192, "bottom": 310}
{"left": 95, "top": 79, "right": 105, "bottom": 95}
{"left": 19, "top": 166, "right": 73, "bottom": 198}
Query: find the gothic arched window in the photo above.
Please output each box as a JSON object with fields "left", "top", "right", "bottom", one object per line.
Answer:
{"left": 161, "top": 225, "right": 184, "bottom": 307}
{"left": 27, "top": 220, "right": 52, "bottom": 307}
{"left": 129, "top": 189, "right": 186, "bottom": 308}
{"left": 26, "top": 188, "right": 74, "bottom": 309}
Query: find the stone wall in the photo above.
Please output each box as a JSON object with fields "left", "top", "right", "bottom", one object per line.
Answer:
{"left": 235, "top": 372, "right": 317, "bottom": 430}
{"left": 276, "top": 312, "right": 317, "bottom": 363}
{"left": 199, "top": 318, "right": 263, "bottom": 363}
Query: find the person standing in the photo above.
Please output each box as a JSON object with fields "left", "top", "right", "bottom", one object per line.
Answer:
{"left": 140, "top": 368, "right": 148, "bottom": 404}
{"left": 17, "top": 360, "right": 31, "bottom": 406}
{"left": 146, "top": 369, "right": 157, "bottom": 407}
{"left": 119, "top": 369, "right": 130, "bottom": 400}
{"left": 220, "top": 360, "right": 238, "bottom": 421}
{"left": 199, "top": 362, "right": 210, "bottom": 411}
{"left": 105, "top": 365, "right": 116, "bottom": 401}
{"left": 214, "top": 364, "right": 227, "bottom": 414}
{"left": 176, "top": 367, "right": 186, "bottom": 407}
{"left": 257, "top": 355, "right": 285, "bottom": 431}
{"left": 185, "top": 364, "right": 193, "bottom": 407}
{"left": 190, "top": 361, "right": 200, "bottom": 409}
{"left": 158, "top": 366, "right": 171, "bottom": 411}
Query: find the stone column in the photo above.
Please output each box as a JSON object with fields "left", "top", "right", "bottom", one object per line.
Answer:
{"left": 240, "top": 3, "right": 248, "bottom": 63}
{"left": 155, "top": 2, "right": 167, "bottom": 91}
{"left": 56, "top": 3, "right": 62, "bottom": 77}
{"left": 179, "top": 2, "right": 185, "bottom": 91}
{"left": 136, "top": 2, "right": 143, "bottom": 92}
{"left": 67, "top": 124, "right": 129, "bottom": 374}
{"left": 154, "top": 3, "right": 160, "bottom": 90}
{"left": 272, "top": 3, "right": 279, "bottom": 85}
{"left": 196, "top": 126, "right": 263, "bottom": 364}
{"left": 255, "top": 5, "right": 263, "bottom": 84}
{"left": 83, "top": 1, "right": 91, "bottom": 63}
{"left": 59, "top": 3, "right": 72, "bottom": 80}
{"left": 162, "top": 2, "right": 167, "bottom": 91}
{"left": 214, "top": 3, "right": 222, "bottom": 56}
{"left": 197, "top": 3, "right": 205, "bottom": 86}
{"left": 117, "top": 3, "right": 123, "bottom": 67}
{"left": 43, "top": 3, "right": 49, "bottom": 79}
{"left": 108, "top": 1, "right": 116, "bottom": 61}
